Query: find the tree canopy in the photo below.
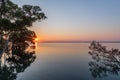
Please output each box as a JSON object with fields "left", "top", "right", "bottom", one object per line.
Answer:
{"left": 0, "top": 0, "right": 46, "bottom": 44}
{"left": 0, "top": 0, "right": 46, "bottom": 79}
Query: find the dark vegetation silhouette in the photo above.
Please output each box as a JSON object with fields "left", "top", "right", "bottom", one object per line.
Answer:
{"left": 88, "top": 41, "right": 120, "bottom": 78}
{"left": 0, "top": 42, "right": 36, "bottom": 80}
{"left": 0, "top": 0, "right": 46, "bottom": 80}
{"left": 0, "top": 0, "right": 46, "bottom": 48}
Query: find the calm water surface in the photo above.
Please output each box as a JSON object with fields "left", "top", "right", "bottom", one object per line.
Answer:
{"left": 17, "top": 43, "right": 120, "bottom": 80}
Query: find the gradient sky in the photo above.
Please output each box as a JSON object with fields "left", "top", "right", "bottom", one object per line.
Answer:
{"left": 12, "top": 0, "right": 120, "bottom": 41}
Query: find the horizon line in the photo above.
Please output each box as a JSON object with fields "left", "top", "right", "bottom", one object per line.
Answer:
{"left": 40, "top": 41, "right": 120, "bottom": 43}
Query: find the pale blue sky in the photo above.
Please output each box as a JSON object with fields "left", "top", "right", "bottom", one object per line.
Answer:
{"left": 12, "top": 0, "right": 120, "bottom": 41}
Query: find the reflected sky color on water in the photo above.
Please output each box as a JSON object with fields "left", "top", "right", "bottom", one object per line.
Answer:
{"left": 17, "top": 43, "right": 120, "bottom": 80}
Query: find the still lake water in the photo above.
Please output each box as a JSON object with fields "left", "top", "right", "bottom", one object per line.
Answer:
{"left": 17, "top": 43, "right": 120, "bottom": 80}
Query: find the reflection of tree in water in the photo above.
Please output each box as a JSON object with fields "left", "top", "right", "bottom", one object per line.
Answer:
{"left": 0, "top": 43, "right": 36, "bottom": 80}
{"left": 88, "top": 41, "right": 120, "bottom": 78}
{"left": 0, "top": 0, "right": 46, "bottom": 79}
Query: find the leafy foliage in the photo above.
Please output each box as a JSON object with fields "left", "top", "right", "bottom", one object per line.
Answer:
{"left": 89, "top": 41, "right": 120, "bottom": 78}
{"left": 0, "top": 42, "right": 36, "bottom": 80}
{"left": 0, "top": 0, "right": 46, "bottom": 44}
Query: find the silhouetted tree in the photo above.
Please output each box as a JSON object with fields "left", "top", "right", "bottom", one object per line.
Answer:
{"left": 88, "top": 41, "right": 120, "bottom": 78}
{"left": 0, "top": 42, "right": 36, "bottom": 80}
{"left": 0, "top": 0, "right": 45, "bottom": 79}
{"left": 0, "top": 0, "right": 46, "bottom": 47}
{"left": 9, "top": 30, "right": 37, "bottom": 44}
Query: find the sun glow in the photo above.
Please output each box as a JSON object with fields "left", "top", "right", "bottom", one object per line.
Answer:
{"left": 35, "top": 38, "right": 38, "bottom": 41}
{"left": 33, "top": 37, "right": 39, "bottom": 42}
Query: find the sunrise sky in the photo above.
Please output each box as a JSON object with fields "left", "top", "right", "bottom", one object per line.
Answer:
{"left": 12, "top": 0, "right": 120, "bottom": 41}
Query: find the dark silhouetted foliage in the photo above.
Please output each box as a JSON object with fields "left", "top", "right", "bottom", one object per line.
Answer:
{"left": 89, "top": 41, "right": 120, "bottom": 78}
{"left": 0, "top": 0, "right": 45, "bottom": 79}
{"left": 0, "top": 0, "right": 46, "bottom": 45}
{"left": 0, "top": 42, "right": 36, "bottom": 80}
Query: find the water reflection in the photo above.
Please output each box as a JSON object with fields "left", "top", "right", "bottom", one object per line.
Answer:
{"left": 89, "top": 41, "right": 120, "bottom": 78}
{"left": 0, "top": 42, "right": 36, "bottom": 80}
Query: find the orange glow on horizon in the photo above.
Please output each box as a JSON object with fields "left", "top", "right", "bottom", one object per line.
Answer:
{"left": 37, "top": 36, "right": 117, "bottom": 42}
{"left": 35, "top": 33, "right": 118, "bottom": 42}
